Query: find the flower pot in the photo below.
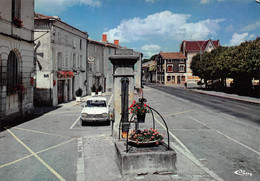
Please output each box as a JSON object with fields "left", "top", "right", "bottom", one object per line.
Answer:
{"left": 76, "top": 97, "right": 81, "bottom": 102}
{"left": 128, "top": 139, "right": 159, "bottom": 147}
{"left": 91, "top": 92, "right": 96, "bottom": 97}
{"left": 137, "top": 113, "right": 146, "bottom": 123}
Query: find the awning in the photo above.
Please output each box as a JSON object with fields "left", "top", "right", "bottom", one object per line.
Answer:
{"left": 57, "top": 71, "right": 74, "bottom": 78}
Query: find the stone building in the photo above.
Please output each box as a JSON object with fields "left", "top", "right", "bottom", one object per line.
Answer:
{"left": 87, "top": 34, "right": 142, "bottom": 95}
{"left": 0, "top": 0, "right": 35, "bottom": 122}
{"left": 156, "top": 52, "right": 187, "bottom": 85}
{"left": 180, "top": 40, "right": 220, "bottom": 84}
{"left": 34, "top": 13, "right": 88, "bottom": 106}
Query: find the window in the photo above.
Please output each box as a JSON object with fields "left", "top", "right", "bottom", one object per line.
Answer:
{"left": 167, "top": 76, "right": 171, "bottom": 81}
{"left": 80, "top": 55, "right": 83, "bottom": 68}
{"left": 80, "top": 39, "right": 82, "bottom": 49}
{"left": 57, "top": 52, "right": 62, "bottom": 70}
{"left": 12, "top": 0, "right": 21, "bottom": 20}
{"left": 167, "top": 65, "right": 173, "bottom": 72}
{"left": 7, "top": 51, "right": 20, "bottom": 94}
{"left": 73, "top": 53, "right": 76, "bottom": 68}
{"left": 179, "top": 64, "right": 185, "bottom": 72}
{"left": 180, "top": 59, "right": 184, "bottom": 63}
{"left": 65, "top": 54, "right": 68, "bottom": 68}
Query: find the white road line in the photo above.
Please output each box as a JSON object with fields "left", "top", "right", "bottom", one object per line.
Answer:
{"left": 70, "top": 116, "right": 80, "bottom": 129}
{"left": 234, "top": 104, "right": 249, "bottom": 110}
{"left": 189, "top": 116, "right": 260, "bottom": 156}
{"left": 216, "top": 130, "right": 260, "bottom": 156}
{"left": 153, "top": 116, "right": 193, "bottom": 155}
{"left": 189, "top": 116, "right": 211, "bottom": 129}
{"left": 76, "top": 138, "right": 85, "bottom": 181}
{"left": 220, "top": 112, "right": 236, "bottom": 119}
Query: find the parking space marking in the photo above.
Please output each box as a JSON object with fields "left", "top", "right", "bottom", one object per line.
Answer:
{"left": 6, "top": 128, "right": 66, "bottom": 181}
{"left": 147, "top": 110, "right": 192, "bottom": 118}
{"left": 0, "top": 138, "right": 76, "bottom": 169}
{"left": 189, "top": 116, "right": 211, "bottom": 129}
{"left": 70, "top": 116, "right": 81, "bottom": 129}
{"left": 108, "top": 94, "right": 113, "bottom": 106}
{"left": 13, "top": 127, "right": 70, "bottom": 138}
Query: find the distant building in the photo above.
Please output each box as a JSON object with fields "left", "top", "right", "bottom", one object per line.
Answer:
{"left": 156, "top": 52, "right": 187, "bottom": 85}
{"left": 34, "top": 13, "right": 88, "bottom": 106}
{"left": 0, "top": 0, "right": 35, "bottom": 122}
{"left": 142, "top": 60, "right": 156, "bottom": 83}
{"left": 180, "top": 40, "right": 220, "bottom": 83}
{"left": 87, "top": 34, "right": 142, "bottom": 94}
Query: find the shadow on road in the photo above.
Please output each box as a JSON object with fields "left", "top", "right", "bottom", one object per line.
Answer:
{"left": 0, "top": 106, "right": 61, "bottom": 132}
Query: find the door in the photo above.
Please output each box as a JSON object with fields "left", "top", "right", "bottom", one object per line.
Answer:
{"left": 58, "top": 80, "right": 64, "bottom": 104}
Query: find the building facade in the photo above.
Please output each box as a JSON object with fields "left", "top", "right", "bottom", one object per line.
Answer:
{"left": 34, "top": 13, "right": 88, "bottom": 106}
{"left": 180, "top": 40, "right": 220, "bottom": 84}
{"left": 0, "top": 0, "right": 35, "bottom": 122}
{"left": 156, "top": 52, "right": 187, "bottom": 85}
{"left": 87, "top": 34, "right": 142, "bottom": 94}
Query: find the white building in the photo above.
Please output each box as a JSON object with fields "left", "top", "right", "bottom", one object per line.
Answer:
{"left": 0, "top": 0, "right": 35, "bottom": 122}
{"left": 87, "top": 34, "right": 142, "bottom": 95}
{"left": 34, "top": 13, "right": 88, "bottom": 106}
{"left": 180, "top": 40, "right": 220, "bottom": 84}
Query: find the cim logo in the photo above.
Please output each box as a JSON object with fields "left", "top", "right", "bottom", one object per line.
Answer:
{"left": 234, "top": 169, "right": 252, "bottom": 176}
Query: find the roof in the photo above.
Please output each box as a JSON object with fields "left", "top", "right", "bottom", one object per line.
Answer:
{"left": 181, "top": 40, "right": 220, "bottom": 52}
{"left": 159, "top": 52, "right": 186, "bottom": 60}
{"left": 34, "top": 13, "right": 59, "bottom": 20}
{"left": 34, "top": 13, "right": 88, "bottom": 36}
{"left": 88, "top": 38, "right": 122, "bottom": 48}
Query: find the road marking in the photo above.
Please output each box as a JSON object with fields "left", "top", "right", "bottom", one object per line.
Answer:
{"left": 76, "top": 138, "right": 85, "bottom": 181}
{"left": 154, "top": 117, "right": 224, "bottom": 181}
{"left": 216, "top": 130, "right": 260, "bottom": 156}
{"left": 170, "top": 129, "right": 213, "bottom": 131}
{"left": 5, "top": 128, "right": 66, "bottom": 181}
{"left": 70, "top": 116, "right": 81, "bottom": 129}
{"left": 153, "top": 116, "right": 193, "bottom": 155}
{"left": 234, "top": 104, "right": 249, "bottom": 110}
{"left": 220, "top": 112, "right": 236, "bottom": 119}
{"left": 0, "top": 138, "right": 76, "bottom": 169}
{"left": 147, "top": 110, "right": 192, "bottom": 118}
{"left": 189, "top": 116, "right": 211, "bottom": 129}
{"left": 13, "top": 127, "right": 70, "bottom": 137}
{"left": 189, "top": 117, "right": 260, "bottom": 156}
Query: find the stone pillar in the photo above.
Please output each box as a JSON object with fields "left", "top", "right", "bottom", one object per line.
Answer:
{"left": 109, "top": 49, "right": 139, "bottom": 138}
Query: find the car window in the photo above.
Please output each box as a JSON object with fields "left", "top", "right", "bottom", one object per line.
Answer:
{"left": 86, "top": 100, "right": 106, "bottom": 107}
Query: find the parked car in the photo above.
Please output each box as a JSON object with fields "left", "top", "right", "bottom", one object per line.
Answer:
{"left": 80, "top": 97, "right": 109, "bottom": 125}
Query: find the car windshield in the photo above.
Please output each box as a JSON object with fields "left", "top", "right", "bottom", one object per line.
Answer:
{"left": 86, "top": 100, "right": 106, "bottom": 107}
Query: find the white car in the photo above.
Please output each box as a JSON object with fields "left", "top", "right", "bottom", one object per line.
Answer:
{"left": 80, "top": 97, "right": 109, "bottom": 125}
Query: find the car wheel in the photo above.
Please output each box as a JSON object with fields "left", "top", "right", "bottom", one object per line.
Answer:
{"left": 81, "top": 119, "right": 85, "bottom": 126}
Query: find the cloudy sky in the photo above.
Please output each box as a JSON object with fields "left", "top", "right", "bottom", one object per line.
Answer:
{"left": 35, "top": 0, "right": 259, "bottom": 58}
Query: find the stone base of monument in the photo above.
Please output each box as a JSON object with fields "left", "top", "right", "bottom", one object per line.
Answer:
{"left": 115, "top": 140, "right": 177, "bottom": 176}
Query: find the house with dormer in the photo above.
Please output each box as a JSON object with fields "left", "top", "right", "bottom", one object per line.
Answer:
{"left": 180, "top": 40, "right": 220, "bottom": 84}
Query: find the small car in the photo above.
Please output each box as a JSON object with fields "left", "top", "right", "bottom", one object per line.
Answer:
{"left": 80, "top": 97, "right": 109, "bottom": 125}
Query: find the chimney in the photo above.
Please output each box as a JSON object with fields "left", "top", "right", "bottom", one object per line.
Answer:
{"left": 102, "top": 34, "right": 107, "bottom": 42}
{"left": 114, "top": 40, "right": 119, "bottom": 45}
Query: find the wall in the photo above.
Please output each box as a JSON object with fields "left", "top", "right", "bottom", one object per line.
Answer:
{"left": 0, "top": 0, "right": 34, "bottom": 121}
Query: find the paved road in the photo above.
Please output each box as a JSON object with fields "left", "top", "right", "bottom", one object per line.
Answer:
{"left": 0, "top": 94, "right": 114, "bottom": 181}
{"left": 141, "top": 84, "right": 260, "bottom": 181}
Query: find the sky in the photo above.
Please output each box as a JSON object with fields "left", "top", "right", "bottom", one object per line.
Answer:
{"left": 35, "top": 0, "right": 260, "bottom": 58}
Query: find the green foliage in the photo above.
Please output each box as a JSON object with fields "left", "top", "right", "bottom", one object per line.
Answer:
{"left": 75, "top": 88, "right": 83, "bottom": 97}
{"left": 190, "top": 37, "right": 260, "bottom": 95}
{"left": 91, "top": 85, "right": 96, "bottom": 92}
{"left": 98, "top": 85, "right": 103, "bottom": 92}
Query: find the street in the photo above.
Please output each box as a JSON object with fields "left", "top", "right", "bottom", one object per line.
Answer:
{"left": 0, "top": 85, "right": 259, "bottom": 181}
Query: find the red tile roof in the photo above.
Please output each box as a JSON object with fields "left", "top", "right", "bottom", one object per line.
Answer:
{"left": 159, "top": 52, "right": 186, "bottom": 60}
{"left": 181, "top": 40, "right": 220, "bottom": 52}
